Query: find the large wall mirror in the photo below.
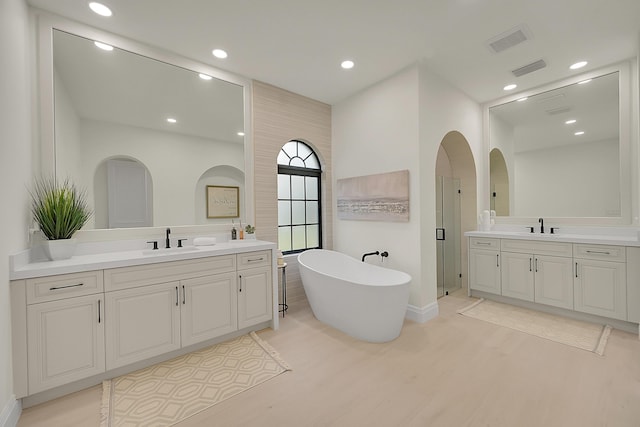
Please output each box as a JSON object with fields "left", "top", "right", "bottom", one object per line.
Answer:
{"left": 39, "top": 14, "right": 253, "bottom": 232}
{"left": 487, "top": 63, "right": 632, "bottom": 224}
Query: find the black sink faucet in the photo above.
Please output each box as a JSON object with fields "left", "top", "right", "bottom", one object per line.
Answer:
{"left": 165, "top": 228, "right": 171, "bottom": 248}
{"left": 538, "top": 218, "right": 545, "bottom": 234}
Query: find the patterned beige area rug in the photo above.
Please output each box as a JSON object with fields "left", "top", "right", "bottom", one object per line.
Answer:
{"left": 458, "top": 298, "right": 612, "bottom": 356}
{"left": 101, "top": 332, "right": 291, "bottom": 427}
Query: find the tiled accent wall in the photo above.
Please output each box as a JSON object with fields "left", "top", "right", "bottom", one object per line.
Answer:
{"left": 252, "top": 81, "right": 332, "bottom": 303}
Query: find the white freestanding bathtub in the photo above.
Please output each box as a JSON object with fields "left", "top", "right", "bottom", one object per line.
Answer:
{"left": 297, "top": 249, "right": 411, "bottom": 342}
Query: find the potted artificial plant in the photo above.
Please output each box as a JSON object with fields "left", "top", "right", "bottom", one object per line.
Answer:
{"left": 244, "top": 224, "right": 256, "bottom": 239}
{"left": 30, "top": 177, "right": 92, "bottom": 260}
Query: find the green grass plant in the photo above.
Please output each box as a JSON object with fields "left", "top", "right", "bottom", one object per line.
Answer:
{"left": 30, "top": 177, "right": 92, "bottom": 240}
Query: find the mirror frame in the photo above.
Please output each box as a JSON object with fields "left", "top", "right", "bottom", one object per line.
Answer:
{"left": 35, "top": 11, "right": 255, "bottom": 237}
{"left": 482, "top": 60, "right": 635, "bottom": 226}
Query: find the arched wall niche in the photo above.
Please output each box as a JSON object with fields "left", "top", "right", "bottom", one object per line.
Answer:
{"left": 194, "top": 165, "right": 245, "bottom": 225}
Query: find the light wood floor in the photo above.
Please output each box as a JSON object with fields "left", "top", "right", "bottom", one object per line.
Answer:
{"left": 18, "top": 290, "right": 640, "bottom": 427}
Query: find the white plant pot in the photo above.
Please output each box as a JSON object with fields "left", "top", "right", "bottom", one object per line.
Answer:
{"left": 43, "top": 238, "right": 78, "bottom": 261}
{"left": 245, "top": 234, "right": 256, "bottom": 240}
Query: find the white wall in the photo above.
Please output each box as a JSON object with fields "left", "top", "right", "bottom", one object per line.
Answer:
{"left": 0, "top": 0, "right": 32, "bottom": 424}
{"left": 332, "top": 67, "right": 423, "bottom": 305}
{"left": 332, "top": 63, "right": 483, "bottom": 311}
{"left": 53, "top": 69, "right": 82, "bottom": 181}
{"left": 514, "top": 139, "right": 620, "bottom": 217}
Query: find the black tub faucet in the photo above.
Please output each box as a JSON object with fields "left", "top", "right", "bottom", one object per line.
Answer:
{"left": 362, "top": 251, "right": 379, "bottom": 262}
{"left": 538, "top": 218, "right": 544, "bottom": 234}
{"left": 165, "top": 228, "right": 171, "bottom": 248}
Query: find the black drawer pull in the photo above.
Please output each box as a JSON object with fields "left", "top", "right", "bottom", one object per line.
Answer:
{"left": 247, "top": 257, "right": 264, "bottom": 262}
{"left": 49, "top": 283, "right": 84, "bottom": 291}
{"left": 98, "top": 299, "right": 101, "bottom": 324}
{"left": 585, "top": 250, "right": 611, "bottom": 255}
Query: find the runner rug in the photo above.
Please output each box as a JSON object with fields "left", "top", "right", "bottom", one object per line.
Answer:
{"left": 458, "top": 298, "right": 611, "bottom": 356}
{"left": 100, "top": 332, "right": 291, "bottom": 426}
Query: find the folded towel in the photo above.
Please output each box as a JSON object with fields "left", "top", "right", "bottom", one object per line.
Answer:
{"left": 193, "top": 237, "right": 217, "bottom": 246}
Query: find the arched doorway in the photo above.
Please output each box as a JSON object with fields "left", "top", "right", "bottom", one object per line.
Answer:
{"left": 490, "top": 148, "right": 510, "bottom": 216}
{"left": 435, "top": 131, "right": 477, "bottom": 296}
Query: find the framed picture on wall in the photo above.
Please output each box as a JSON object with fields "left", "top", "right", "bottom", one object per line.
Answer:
{"left": 206, "top": 185, "right": 239, "bottom": 218}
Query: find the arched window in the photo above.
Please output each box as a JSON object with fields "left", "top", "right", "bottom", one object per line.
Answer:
{"left": 277, "top": 140, "right": 322, "bottom": 254}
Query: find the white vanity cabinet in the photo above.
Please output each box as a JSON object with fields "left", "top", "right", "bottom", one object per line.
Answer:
{"left": 180, "top": 272, "right": 238, "bottom": 347}
{"left": 500, "top": 239, "right": 574, "bottom": 310}
{"left": 105, "top": 281, "right": 181, "bottom": 370}
{"left": 237, "top": 251, "right": 273, "bottom": 329}
{"left": 22, "top": 271, "right": 105, "bottom": 395}
{"left": 469, "top": 238, "right": 501, "bottom": 295}
{"left": 10, "top": 243, "right": 277, "bottom": 402}
{"left": 574, "top": 244, "right": 627, "bottom": 321}
{"left": 103, "top": 255, "right": 239, "bottom": 370}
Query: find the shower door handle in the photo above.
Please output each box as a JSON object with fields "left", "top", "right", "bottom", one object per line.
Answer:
{"left": 436, "top": 228, "right": 445, "bottom": 241}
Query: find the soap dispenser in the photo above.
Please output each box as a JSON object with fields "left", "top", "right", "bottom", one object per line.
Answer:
{"left": 231, "top": 221, "right": 237, "bottom": 240}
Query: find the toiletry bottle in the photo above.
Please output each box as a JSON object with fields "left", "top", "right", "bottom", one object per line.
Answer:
{"left": 239, "top": 220, "right": 244, "bottom": 239}
{"left": 231, "top": 221, "right": 237, "bottom": 240}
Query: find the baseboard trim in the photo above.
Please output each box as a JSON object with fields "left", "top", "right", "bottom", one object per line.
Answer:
{"left": 0, "top": 395, "right": 21, "bottom": 427}
{"left": 406, "top": 301, "right": 439, "bottom": 323}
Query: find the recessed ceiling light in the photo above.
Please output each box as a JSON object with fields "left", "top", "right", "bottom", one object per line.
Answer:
{"left": 89, "top": 2, "right": 112, "bottom": 17}
{"left": 166, "top": 118, "right": 177, "bottom": 124}
{"left": 341, "top": 60, "right": 355, "bottom": 69}
{"left": 570, "top": 61, "right": 587, "bottom": 70}
{"left": 565, "top": 119, "right": 577, "bottom": 124}
{"left": 237, "top": 132, "right": 245, "bottom": 136}
{"left": 212, "top": 49, "right": 228, "bottom": 59}
{"left": 578, "top": 79, "right": 592, "bottom": 85}
{"left": 574, "top": 131, "right": 585, "bottom": 136}
{"left": 94, "top": 41, "right": 113, "bottom": 51}
{"left": 198, "top": 73, "right": 213, "bottom": 80}
{"left": 517, "top": 97, "right": 528, "bottom": 102}
{"left": 503, "top": 84, "right": 517, "bottom": 91}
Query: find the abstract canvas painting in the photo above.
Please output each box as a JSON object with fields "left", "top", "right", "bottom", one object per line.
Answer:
{"left": 337, "top": 170, "right": 409, "bottom": 221}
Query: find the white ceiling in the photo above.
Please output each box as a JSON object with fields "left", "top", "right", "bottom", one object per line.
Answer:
{"left": 27, "top": 0, "right": 640, "bottom": 105}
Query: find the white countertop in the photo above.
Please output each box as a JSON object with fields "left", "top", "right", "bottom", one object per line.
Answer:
{"left": 10, "top": 240, "right": 277, "bottom": 280}
{"left": 465, "top": 230, "right": 640, "bottom": 246}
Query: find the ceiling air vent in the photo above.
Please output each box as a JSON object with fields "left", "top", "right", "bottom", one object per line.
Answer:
{"left": 486, "top": 25, "right": 532, "bottom": 54}
{"left": 546, "top": 106, "right": 571, "bottom": 115}
{"left": 512, "top": 59, "right": 547, "bottom": 77}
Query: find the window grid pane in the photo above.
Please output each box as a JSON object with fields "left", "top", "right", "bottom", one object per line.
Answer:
{"left": 291, "top": 175, "right": 305, "bottom": 199}
{"left": 277, "top": 174, "right": 291, "bottom": 199}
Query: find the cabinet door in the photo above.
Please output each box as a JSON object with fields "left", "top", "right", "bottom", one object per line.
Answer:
{"left": 27, "top": 294, "right": 105, "bottom": 394}
{"left": 501, "top": 252, "right": 535, "bottom": 301}
{"left": 469, "top": 250, "right": 501, "bottom": 295}
{"left": 181, "top": 272, "right": 238, "bottom": 347}
{"left": 575, "top": 260, "right": 627, "bottom": 320}
{"left": 534, "top": 255, "right": 574, "bottom": 310}
{"left": 238, "top": 266, "right": 273, "bottom": 329}
{"left": 105, "top": 282, "right": 180, "bottom": 370}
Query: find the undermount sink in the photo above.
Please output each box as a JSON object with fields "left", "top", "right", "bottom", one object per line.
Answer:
{"left": 142, "top": 246, "right": 201, "bottom": 256}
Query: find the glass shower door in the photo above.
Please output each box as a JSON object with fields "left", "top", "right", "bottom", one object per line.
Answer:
{"left": 436, "top": 176, "right": 461, "bottom": 297}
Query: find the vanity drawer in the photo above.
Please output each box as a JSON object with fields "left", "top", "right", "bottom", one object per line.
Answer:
{"left": 104, "top": 255, "right": 236, "bottom": 292}
{"left": 237, "top": 250, "right": 271, "bottom": 270}
{"left": 501, "top": 239, "right": 573, "bottom": 257}
{"left": 469, "top": 238, "right": 500, "bottom": 250}
{"left": 26, "top": 270, "right": 103, "bottom": 304}
{"left": 574, "top": 244, "right": 626, "bottom": 262}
